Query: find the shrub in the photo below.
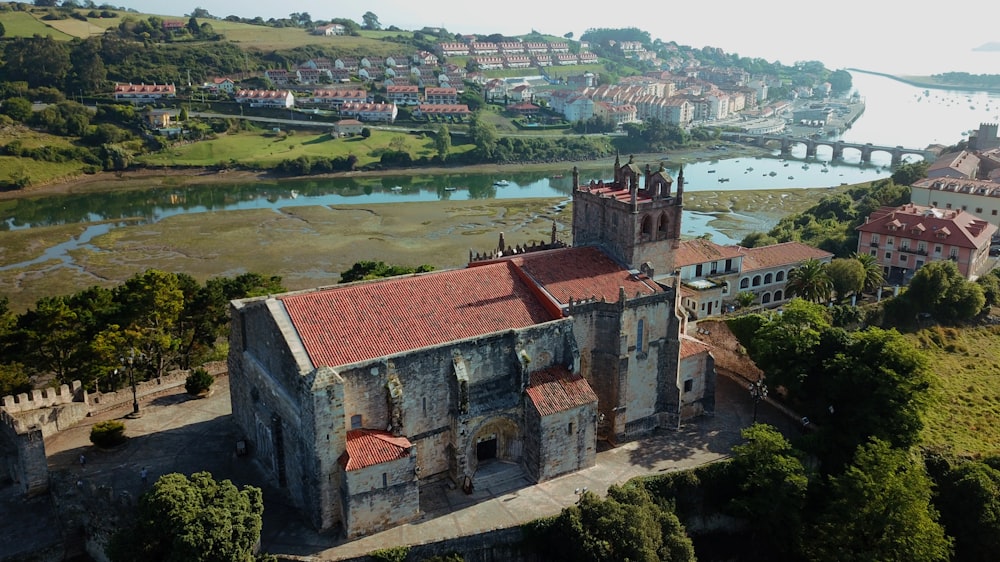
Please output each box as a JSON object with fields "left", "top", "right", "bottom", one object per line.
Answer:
{"left": 90, "top": 420, "right": 126, "bottom": 448}
{"left": 185, "top": 368, "right": 214, "bottom": 395}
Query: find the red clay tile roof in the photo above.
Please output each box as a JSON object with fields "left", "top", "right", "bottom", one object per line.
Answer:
{"left": 512, "top": 246, "right": 662, "bottom": 305}
{"left": 339, "top": 430, "right": 411, "bottom": 471}
{"left": 674, "top": 239, "right": 744, "bottom": 267}
{"left": 856, "top": 204, "right": 996, "bottom": 250}
{"left": 281, "top": 262, "right": 556, "bottom": 368}
{"left": 739, "top": 242, "right": 833, "bottom": 272}
{"left": 525, "top": 366, "right": 598, "bottom": 416}
{"left": 680, "top": 335, "right": 712, "bottom": 359}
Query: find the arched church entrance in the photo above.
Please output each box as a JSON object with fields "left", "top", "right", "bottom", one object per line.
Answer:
{"left": 463, "top": 417, "right": 527, "bottom": 493}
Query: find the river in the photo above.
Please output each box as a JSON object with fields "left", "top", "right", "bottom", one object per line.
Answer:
{"left": 2, "top": 70, "right": 1000, "bottom": 263}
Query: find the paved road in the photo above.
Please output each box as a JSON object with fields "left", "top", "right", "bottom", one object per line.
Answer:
{"left": 19, "top": 373, "right": 798, "bottom": 561}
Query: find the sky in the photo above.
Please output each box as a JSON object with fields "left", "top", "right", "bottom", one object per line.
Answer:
{"left": 123, "top": 0, "right": 1000, "bottom": 75}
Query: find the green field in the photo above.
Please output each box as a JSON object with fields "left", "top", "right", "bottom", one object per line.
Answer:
{"left": 0, "top": 11, "right": 74, "bottom": 39}
{"left": 910, "top": 325, "right": 1000, "bottom": 457}
{"left": 209, "top": 20, "right": 404, "bottom": 53}
{"left": 139, "top": 129, "right": 473, "bottom": 168}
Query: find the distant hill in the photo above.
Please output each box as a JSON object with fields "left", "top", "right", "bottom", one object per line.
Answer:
{"left": 973, "top": 42, "right": 1000, "bottom": 52}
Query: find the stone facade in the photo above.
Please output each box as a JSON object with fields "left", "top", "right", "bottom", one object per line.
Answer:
{"left": 227, "top": 158, "right": 715, "bottom": 538}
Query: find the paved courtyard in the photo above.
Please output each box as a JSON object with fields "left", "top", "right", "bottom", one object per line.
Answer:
{"left": 22, "top": 372, "right": 798, "bottom": 561}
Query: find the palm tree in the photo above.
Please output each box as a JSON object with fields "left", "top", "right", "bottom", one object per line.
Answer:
{"left": 785, "top": 258, "right": 833, "bottom": 303}
{"left": 852, "top": 252, "right": 885, "bottom": 295}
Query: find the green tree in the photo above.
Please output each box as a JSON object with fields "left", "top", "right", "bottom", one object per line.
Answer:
{"left": 808, "top": 439, "right": 952, "bottom": 562}
{"left": 727, "top": 424, "right": 809, "bottom": 556}
{"left": 905, "top": 260, "right": 986, "bottom": 322}
{"left": 178, "top": 107, "right": 189, "bottom": 122}
{"left": 19, "top": 296, "right": 86, "bottom": 384}
{"left": 933, "top": 457, "right": 1000, "bottom": 562}
{"left": 468, "top": 111, "right": 498, "bottom": 159}
{"left": 736, "top": 291, "right": 756, "bottom": 308}
{"left": 852, "top": 251, "right": 885, "bottom": 294}
{"left": 0, "top": 21, "right": 6, "bottom": 38}
{"left": 828, "top": 69, "right": 853, "bottom": 93}
{"left": 826, "top": 257, "right": 865, "bottom": 301}
{"left": 435, "top": 124, "right": 451, "bottom": 161}
{"left": 69, "top": 37, "right": 108, "bottom": 94}
{"left": 785, "top": 258, "right": 833, "bottom": 303}
{"left": 795, "top": 327, "right": 931, "bottom": 471}
{"left": 361, "top": 11, "right": 381, "bottom": 30}
{"left": 749, "top": 299, "right": 830, "bottom": 397}
{"left": 891, "top": 160, "right": 930, "bottom": 186}
{"left": 543, "top": 484, "right": 695, "bottom": 562}
{"left": 107, "top": 471, "right": 264, "bottom": 562}
{"left": 339, "top": 261, "right": 434, "bottom": 283}
{"left": 0, "top": 97, "right": 32, "bottom": 122}
{"left": 114, "top": 270, "right": 186, "bottom": 378}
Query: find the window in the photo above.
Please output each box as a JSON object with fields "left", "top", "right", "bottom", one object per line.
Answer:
{"left": 658, "top": 213, "right": 669, "bottom": 232}
{"left": 725, "top": 259, "right": 732, "bottom": 272}
{"left": 740, "top": 278, "right": 749, "bottom": 289}
{"left": 382, "top": 473, "right": 388, "bottom": 488}
{"left": 935, "top": 245, "right": 942, "bottom": 254}
{"left": 885, "top": 251, "right": 892, "bottom": 259}
{"left": 976, "top": 207, "right": 983, "bottom": 214}
{"left": 774, "top": 290, "right": 783, "bottom": 301}
{"left": 762, "top": 293, "right": 771, "bottom": 304}
{"left": 946, "top": 203, "right": 952, "bottom": 209}
{"left": 695, "top": 264, "right": 703, "bottom": 277}
{"left": 886, "top": 236, "right": 894, "bottom": 247}
{"left": 962, "top": 205, "right": 968, "bottom": 211}
{"left": 710, "top": 261, "right": 718, "bottom": 274}
{"left": 567, "top": 422, "right": 574, "bottom": 435}
{"left": 900, "top": 254, "right": 907, "bottom": 262}
{"left": 917, "top": 242, "right": 926, "bottom": 252}
{"left": 764, "top": 273, "right": 773, "bottom": 284}
{"left": 641, "top": 215, "right": 652, "bottom": 235}
{"left": 931, "top": 201, "right": 937, "bottom": 207}
{"left": 776, "top": 271, "right": 785, "bottom": 282}
{"left": 683, "top": 379, "right": 693, "bottom": 392}
{"left": 871, "top": 234, "right": 879, "bottom": 244}
{"left": 351, "top": 414, "right": 362, "bottom": 429}
{"left": 636, "top": 319, "right": 644, "bottom": 354}
{"left": 950, "top": 248, "right": 959, "bottom": 258}
{"left": 752, "top": 275, "right": 761, "bottom": 287}
{"left": 870, "top": 249, "right": 877, "bottom": 256}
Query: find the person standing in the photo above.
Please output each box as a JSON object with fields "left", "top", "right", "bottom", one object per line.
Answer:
{"left": 140, "top": 467, "right": 148, "bottom": 486}
{"left": 79, "top": 453, "right": 86, "bottom": 467}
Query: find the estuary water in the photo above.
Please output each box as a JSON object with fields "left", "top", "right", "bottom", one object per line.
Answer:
{"left": 3, "top": 71, "right": 1000, "bottom": 261}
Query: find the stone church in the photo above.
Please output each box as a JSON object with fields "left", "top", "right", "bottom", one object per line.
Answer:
{"left": 227, "top": 156, "right": 716, "bottom": 537}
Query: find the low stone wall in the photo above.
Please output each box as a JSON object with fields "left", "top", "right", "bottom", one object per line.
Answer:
{"left": 2, "top": 381, "right": 85, "bottom": 414}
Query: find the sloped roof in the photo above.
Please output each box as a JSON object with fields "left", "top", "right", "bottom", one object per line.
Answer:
{"left": 339, "top": 430, "right": 411, "bottom": 471}
{"left": 511, "top": 246, "right": 662, "bottom": 305}
{"left": 281, "top": 262, "right": 556, "bottom": 368}
{"left": 674, "top": 238, "right": 743, "bottom": 267}
{"left": 525, "top": 366, "right": 597, "bottom": 416}
{"left": 680, "top": 335, "right": 712, "bottom": 359}
{"left": 856, "top": 203, "right": 996, "bottom": 250}
{"left": 739, "top": 242, "right": 833, "bottom": 272}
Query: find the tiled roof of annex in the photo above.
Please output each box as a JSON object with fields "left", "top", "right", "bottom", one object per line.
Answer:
{"left": 339, "top": 429, "right": 412, "bottom": 471}
{"left": 509, "top": 246, "right": 663, "bottom": 305}
{"left": 525, "top": 366, "right": 598, "bottom": 416}
{"left": 280, "top": 261, "right": 557, "bottom": 368}
{"left": 674, "top": 238, "right": 743, "bottom": 268}
{"left": 680, "top": 334, "right": 712, "bottom": 359}
{"left": 739, "top": 242, "right": 833, "bottom": 272}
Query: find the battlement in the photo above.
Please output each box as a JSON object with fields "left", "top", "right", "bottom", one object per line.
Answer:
{"left": 469, "top": 224, "right": 567, "bottom": 264}
{"left": 1, "top": 381, "right": 84, "bottom": 414}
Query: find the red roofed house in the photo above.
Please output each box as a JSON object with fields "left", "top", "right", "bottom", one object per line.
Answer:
{"left": 228, "top": 155, "right": 714, "bottom": 537}
{"left": 856, "top": 203, "right": 997, "bottom": 283}
{"left": 113, "top": 83, "right": 176, "bottom": 103}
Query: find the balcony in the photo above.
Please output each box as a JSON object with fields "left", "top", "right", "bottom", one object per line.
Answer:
{"left": 899, "top": 247, "right": 928, "bottom": 256}
{"left": 869, "top": 242, "right": 879, "bottom": 247}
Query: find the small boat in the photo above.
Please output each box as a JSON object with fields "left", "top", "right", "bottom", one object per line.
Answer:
{"left": 718, "top": 178, "right": 730, "bottom": 183}
{"left": 768, "top": 171, "right": 777, "bottom": 177}
{"left": 444, "top": 187, "right": 457, "bottom": 192}
{"left": 784, "top": 163, "right": 789, "bottom": 167}
{"left": 290, "top": 190, "right": 299, "bottom": 199}
{"left": 390, "top": 186, "right": 403, "bottom": 192}
{"left": 493, "top": 180, "right": 510, "bottom": 186}
{"left": 551, "top": 174, "right": 563, "bottom": 179}
{"left": 707, "top": 170, "right": 716, "bottom": 173}
{"left": 788, "top": 176, "right": 795, "bottom": 179}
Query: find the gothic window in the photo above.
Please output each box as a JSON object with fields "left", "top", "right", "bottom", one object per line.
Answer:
{"left": 776, "top": 270, "right": 785, "bottom": 282}
{"left": 641, "top": 215, "right": 652, "bottom": 236}
{"left": 752, "top": 275, "right": 762, "bottom": 287}
{"left": 740, "top": 278, "right": 749, "bottom": 289}
{"left": 764, "top": 273, "right": 773, "bottom": 284}
{"left": 636, "top": 319, "right": 644, "bottom": 353}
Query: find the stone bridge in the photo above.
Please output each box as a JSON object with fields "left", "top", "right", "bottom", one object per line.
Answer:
{"left": 721, "top": 132, "right": 939, "bottom": 166}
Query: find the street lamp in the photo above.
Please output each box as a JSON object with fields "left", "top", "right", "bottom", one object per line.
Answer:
{"left": 749, "top": 378, "right": 768, "bottom": 423}
{"left": 120, "top": 349, "right": 145, "bottom": 417}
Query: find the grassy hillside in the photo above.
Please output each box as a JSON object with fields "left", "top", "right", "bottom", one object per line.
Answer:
{"left": 0, "top": 10, "right": 74, "bottom": 39}
{"left": 139, "top": 128, "right": 473, "bottom": 168}
{"left": 910, "top": 324, "right": 1000, "bottom": 457}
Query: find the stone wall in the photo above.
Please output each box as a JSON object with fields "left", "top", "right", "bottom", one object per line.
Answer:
{"left": 0, "top": 409, "right": 47, "bottom": 494}
{"left": 2, "top": 381, "right": 84, "bottom": 414}
{"left": 342, "top": 451, "right": 419, "bottom": 538}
